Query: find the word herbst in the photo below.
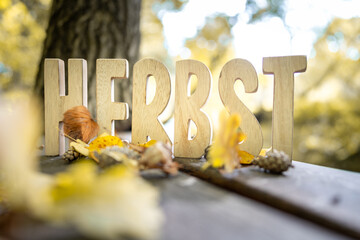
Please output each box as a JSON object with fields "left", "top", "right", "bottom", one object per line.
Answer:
{"left": 44, "top": 56, "right": 307, "bottom": 159}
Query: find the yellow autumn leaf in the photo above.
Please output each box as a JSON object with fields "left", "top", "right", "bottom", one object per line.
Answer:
{"left": 204, "top": 110, "right": 253, "bottom": 173}
{"left": 259, "top": 147, "right": 271, "bottom": 156}
{"left": 237, "top": 128, "right": 247, "bottom": 144}
{"left": 238, "top": 150, "right": 254, "bottom": 164}
{"left": 139, "top": 139, "right": 157, "bottom": 148}
{"left": 88, "top": 133, "right": 124, "bottom": 161}
{"left": 70, "top": 139, "right": 89, "bottom": 156}
{"left": 48, "top": 161, "right": 163, "bottom": 239}
{"left": 212, "top": 158, "right": 224, "bottom": 168}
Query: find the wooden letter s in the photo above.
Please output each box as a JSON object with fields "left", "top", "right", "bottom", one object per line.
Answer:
{"left": 219, "top": 59, "right": 263, "bottom": 156}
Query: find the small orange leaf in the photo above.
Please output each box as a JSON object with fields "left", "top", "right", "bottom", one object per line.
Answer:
{"left": 63, "top": 106, "right": 99, "bottom": 143}
{"left": 238, "top": 150, "right": 254, "bottom": 164}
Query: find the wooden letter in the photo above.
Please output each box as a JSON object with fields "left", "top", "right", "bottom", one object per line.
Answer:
{"left": 219, "top": 59, "right": 263, "bottom": 156}
{"left": 132, "top": 58, "right": 171, "bottom": 144}
{"left": 44, "top": 59, "right": 87, "bottom": 156}
{"left": 263, "top": 56, "right": 307, "bottom": 159}
{"left": 174, "top": 60, "right": 212, "bottom": 158}
{"left": 96, "top": 59, "right": 129, "bottom": 135}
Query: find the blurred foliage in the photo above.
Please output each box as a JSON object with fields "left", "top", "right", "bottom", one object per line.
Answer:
{"left": 141, "top": 0, "right": 284, "bottom": 70}
{"left": 185, "top": 14, "right": 237, "bottom": 74}
{"left": 293, "top": 18, "right": 360, "bottom": 171}
{"left": 246, "top": 0, "right": 285, "bottom": 23}
{"left": 140, "top": 0, "right": 168, "bottom": 60}
{"left": 140, "top": 0, "right": 188, "bottom": 67}
{"left": 0, "top": 0, "right": 50, "bottom": 92}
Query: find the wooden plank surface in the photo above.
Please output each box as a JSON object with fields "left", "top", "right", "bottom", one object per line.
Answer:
{"left": 143, "top": 171, "right": 351, "bottom": 240}
{"left": 1, "top": 156, "right": 355, "bottom": 239}
{"left": 176, "top": 157, "right": 360, "bottom": 238}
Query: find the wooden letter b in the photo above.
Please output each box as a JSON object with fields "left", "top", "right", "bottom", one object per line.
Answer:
{"left": 174, "top": 60, "right": 212, "bottom": 158}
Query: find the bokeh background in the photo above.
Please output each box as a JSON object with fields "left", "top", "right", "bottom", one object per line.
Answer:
{"left": 1, "top": 0, "right": 359, "bottom": 171}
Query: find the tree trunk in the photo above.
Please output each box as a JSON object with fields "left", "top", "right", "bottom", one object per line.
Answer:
{"left": 34, "top": 0, "right": 141, "bottom": 131}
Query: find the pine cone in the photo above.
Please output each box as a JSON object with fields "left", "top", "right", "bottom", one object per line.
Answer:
{"left": 62, "top": 148, "right": 81, "bottom": 163}
{"left": 253, "top": 149, "right": 293, "bottom": 174}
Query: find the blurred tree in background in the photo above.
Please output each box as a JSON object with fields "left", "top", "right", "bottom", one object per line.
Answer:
{"left": 0, "top": 0, "right": 359, "bottom": 171}
{"left": 294, "top": 18, "right": 360, "bottom": 171}
{"left": 34, "top": 0, "right": 141, "bottom": 131}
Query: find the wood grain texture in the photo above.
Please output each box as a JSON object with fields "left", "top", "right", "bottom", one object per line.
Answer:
{"left": 30, "top": 156, "right": 352, "bottom": 240}
{"left": 132, "top": 58, "right": 171, "bottom": 144}
{"left": 176, "top": 157, "right": 360, "bottom": 239}
{"left": 263, "top": 56, "right": 307, "bottom": 159}
{"left": 96, "top": 59, "right": 129, "bottom": 135}
{"left": 44, "top": 59, "right": 87, "bottom": 156}
{"left": 219, "top": 59, "right": 263, "bottom": 156}
{"left": 174, "top": 60, "right": 212, "bottom": 158}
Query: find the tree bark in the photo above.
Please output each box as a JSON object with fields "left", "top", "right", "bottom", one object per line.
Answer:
{"left": 34, "top": 0, "right": 141, "bottom": 131}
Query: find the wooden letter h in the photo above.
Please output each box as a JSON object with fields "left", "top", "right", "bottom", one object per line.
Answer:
{"left": 44, "top": 59, "right": 87, "bottom": 156}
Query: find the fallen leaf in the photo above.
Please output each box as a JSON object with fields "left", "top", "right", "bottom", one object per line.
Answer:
{"left": 88, "top": 133, "right": 124, "bottom": 162}
{"left": 140, "top": 142, "right": 179, "bottom": 175}
{"left": 70, "top": 139, "right": 89, "bottom": 156}
{"left": 63, "top": 106, "right": 99, "bottom": 143}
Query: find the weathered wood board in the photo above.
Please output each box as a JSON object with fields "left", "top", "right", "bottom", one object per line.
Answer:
{"left": 1, "top": 156, "right": 352, "bottom": 239}
{"left": 175, "top": 158, "right": 360, "bottom": 239}
{"left": 144, "top": 171, "right": 352, "bottom": 240}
